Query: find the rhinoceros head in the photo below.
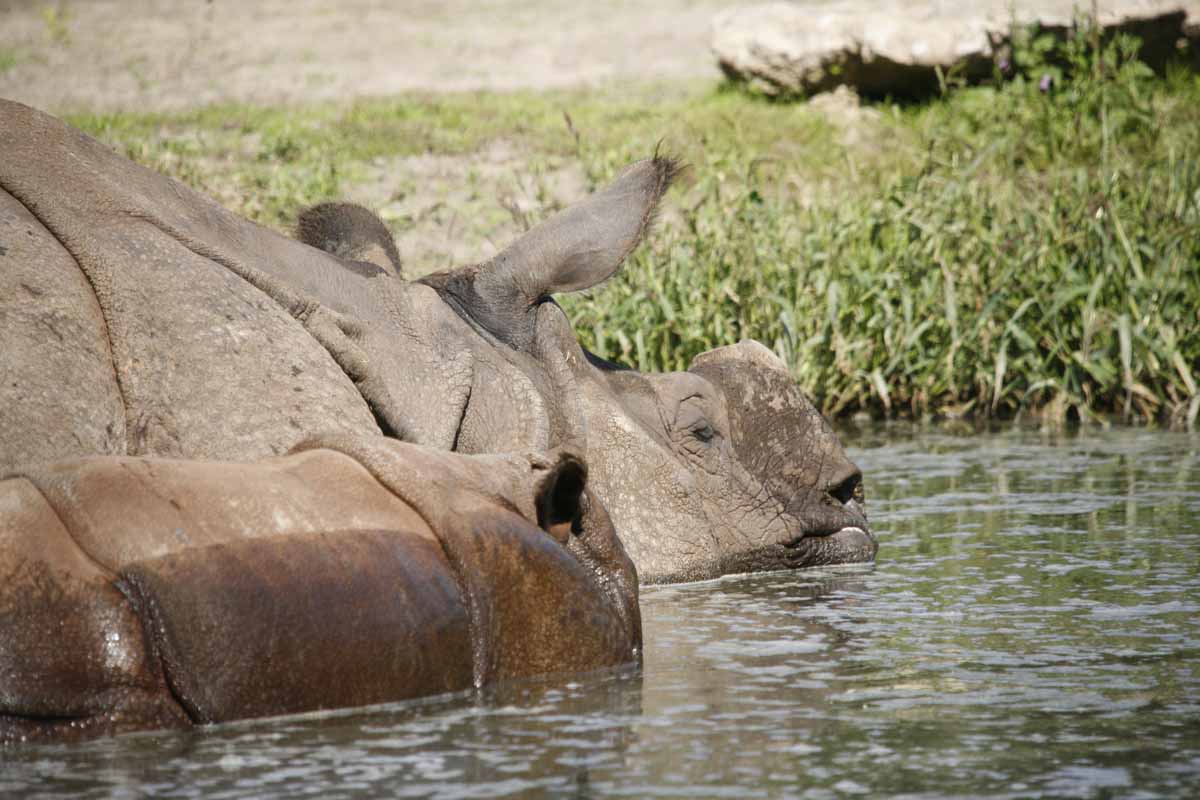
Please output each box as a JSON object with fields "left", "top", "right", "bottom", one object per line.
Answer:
{"left": 1, "top": 101, "right": 869, "bottom": 588}
{"left": 413, "top": 158, "right": 876, "bottom": 583}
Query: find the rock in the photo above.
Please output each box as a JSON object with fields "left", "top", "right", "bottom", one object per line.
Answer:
{"left": 712, "top": 1, "right": 1200, "bottom": 98}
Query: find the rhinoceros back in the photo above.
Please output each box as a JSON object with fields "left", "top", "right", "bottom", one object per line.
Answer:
{"left": 0, "top": 440, "right": 639, "bottom": 742}
{"left": 0, "top": 185, "right": 127, "bottom": 468}
{"left": 0, "top": 448, "right": 467, "bottom": 740}
{"left": 0, "top": 99, "right": 381, "bottom": 469}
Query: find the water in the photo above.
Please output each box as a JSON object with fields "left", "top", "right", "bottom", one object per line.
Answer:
{"left": 4, "top": 425, "right": 1199, "bottom": 798}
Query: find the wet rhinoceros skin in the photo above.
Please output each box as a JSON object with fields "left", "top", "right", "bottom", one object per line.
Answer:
{"left": 0, "top": 99, "right": 875, "bottom": 584}
{"left": 0, "top": 436, "right": 639, "bottom": 743}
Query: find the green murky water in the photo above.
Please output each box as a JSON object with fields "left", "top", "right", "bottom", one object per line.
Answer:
{"left": 4, "top": 425, "right": 1199, "bottom": 798}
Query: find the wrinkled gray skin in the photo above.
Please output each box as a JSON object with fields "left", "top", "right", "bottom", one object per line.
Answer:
{"left": 0, "top": 100, "right": 874, "bottom": 584}
{"left": 297, "top": 187, "right": 875, "bottom": 583}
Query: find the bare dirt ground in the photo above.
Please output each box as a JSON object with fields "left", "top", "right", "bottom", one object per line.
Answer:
{"left": 3, "top": 1, "right": 1178, "bottom": 113}
{"left": 0, "top": 0, "right": 728, "bottom": 113}
{"left": 0, "top": 0, "right": 924, "bottom": 274}
{"left": 0, "top": 0, "right": 741, "bottom": 271}
{"left": 356, "top": 142, "right": 592, "bottom": 276}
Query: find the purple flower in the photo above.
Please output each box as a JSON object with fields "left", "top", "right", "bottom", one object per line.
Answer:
{"left": 998, "top": 57, "right": 1011, "bottom": 73}
{"left": 1039, "top": 73, "right": 1054, "bottom": 93}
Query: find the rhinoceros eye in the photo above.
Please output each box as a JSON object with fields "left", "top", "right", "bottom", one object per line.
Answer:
{"left": 690, "top": 422, "right": 715, "bottom": 443}
{"left": 676, "top": 397, "right": 720, "bottom": 449}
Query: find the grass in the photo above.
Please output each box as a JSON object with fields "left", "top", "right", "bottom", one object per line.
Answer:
{"left": 68, "top": 32, "right": 1200, "bottom": 428}
{"left": 40, "top": 4, "right": 71, "bottom": 45}
{"left": 0, "top": 48, "right": 20, "bottom": 75}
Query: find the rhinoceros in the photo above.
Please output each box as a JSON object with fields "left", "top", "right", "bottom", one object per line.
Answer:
{"left": 0, "top": 435, "right": 639, "bottom": 743}
{"left": 0, "top": 99, "right": 875, "bottom": 584}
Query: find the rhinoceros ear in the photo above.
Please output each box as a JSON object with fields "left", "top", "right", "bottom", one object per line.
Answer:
{"left": 420, "top": 156, "right": 681, "bottom": 350}
{"left": 482, "top": 155, "right": 682, "bottom": 302}
{"left": 532, "top": 450, "right": 588, "bottom": 544}
{"left": 296, "top": 202, "right": 404, "bottom": 277}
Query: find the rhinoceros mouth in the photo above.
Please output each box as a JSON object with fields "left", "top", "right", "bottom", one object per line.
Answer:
{"left": 716, "top": 525, "right": 876, "bottom": 577}
{"left": 782, "top": 526, "right": 877, "bottom": 567}
{"left": 827, "top": 526, "right": 877, "bottom": 556}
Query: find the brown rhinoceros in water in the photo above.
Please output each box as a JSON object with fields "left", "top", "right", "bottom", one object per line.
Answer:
{"left": 0, "top": 435, "right": 639, "bottom": 743}
{"left": 0, "top": 99, "right": 875, "bottom": 584}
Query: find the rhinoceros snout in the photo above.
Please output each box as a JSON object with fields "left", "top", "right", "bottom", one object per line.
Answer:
{"left": 826, "top": 466, "right": 863, "bottom": 507}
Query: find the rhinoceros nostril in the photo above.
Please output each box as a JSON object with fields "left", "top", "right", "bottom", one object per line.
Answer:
{"left": 828, "top": 470, "right": 863, "bottom": 506}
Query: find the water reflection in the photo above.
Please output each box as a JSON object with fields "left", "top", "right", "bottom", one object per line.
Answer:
{"left": 3, "top": 425, "right": 1198, "bottom": 798}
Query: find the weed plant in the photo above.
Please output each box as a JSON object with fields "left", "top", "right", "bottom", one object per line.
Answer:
{"left": 567, "top": 29, "right": 1200, "bottom": 427}
{"left": 70, "top": 27, "right": 1199, "bottom": 426}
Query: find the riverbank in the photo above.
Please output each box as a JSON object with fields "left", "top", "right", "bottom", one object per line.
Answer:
{"left": 59, "top": 34, "right": 1200, "bottom": 428}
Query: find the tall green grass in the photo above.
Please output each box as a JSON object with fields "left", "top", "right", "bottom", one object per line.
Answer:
{"left": 565, "top": 32, "right": 1200, "bottom": 428}
{"left": 69, "top": 30, "right": 1199, "bottom": 427}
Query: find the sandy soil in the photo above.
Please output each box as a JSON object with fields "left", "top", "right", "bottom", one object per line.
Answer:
{"left": 4, "top": 0, "right": 1190, "bottom": 112}
{"left": 354, "top": 143, "right": 591, "bottom": 276}
{"left": 0, "top": 0, "right": 740, "bottom": 271}
{"left": 0, "top": 0, "right": 881, "bottom": 276}
{"left": 0, "top": 0, "right": 729, "bottom": 113}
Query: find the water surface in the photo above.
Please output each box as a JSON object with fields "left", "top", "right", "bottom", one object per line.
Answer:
{"left": 4, "top": 425, "right": 1198, "bottom": 798}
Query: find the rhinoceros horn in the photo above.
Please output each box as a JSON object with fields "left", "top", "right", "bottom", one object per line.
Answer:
{"left": 421, "top": 156, "right": 682, "bottom": 351}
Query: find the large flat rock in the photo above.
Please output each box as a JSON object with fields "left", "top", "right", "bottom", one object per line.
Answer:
{"left": 713, "top": 1, "right": 1200, "bottom": 97}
